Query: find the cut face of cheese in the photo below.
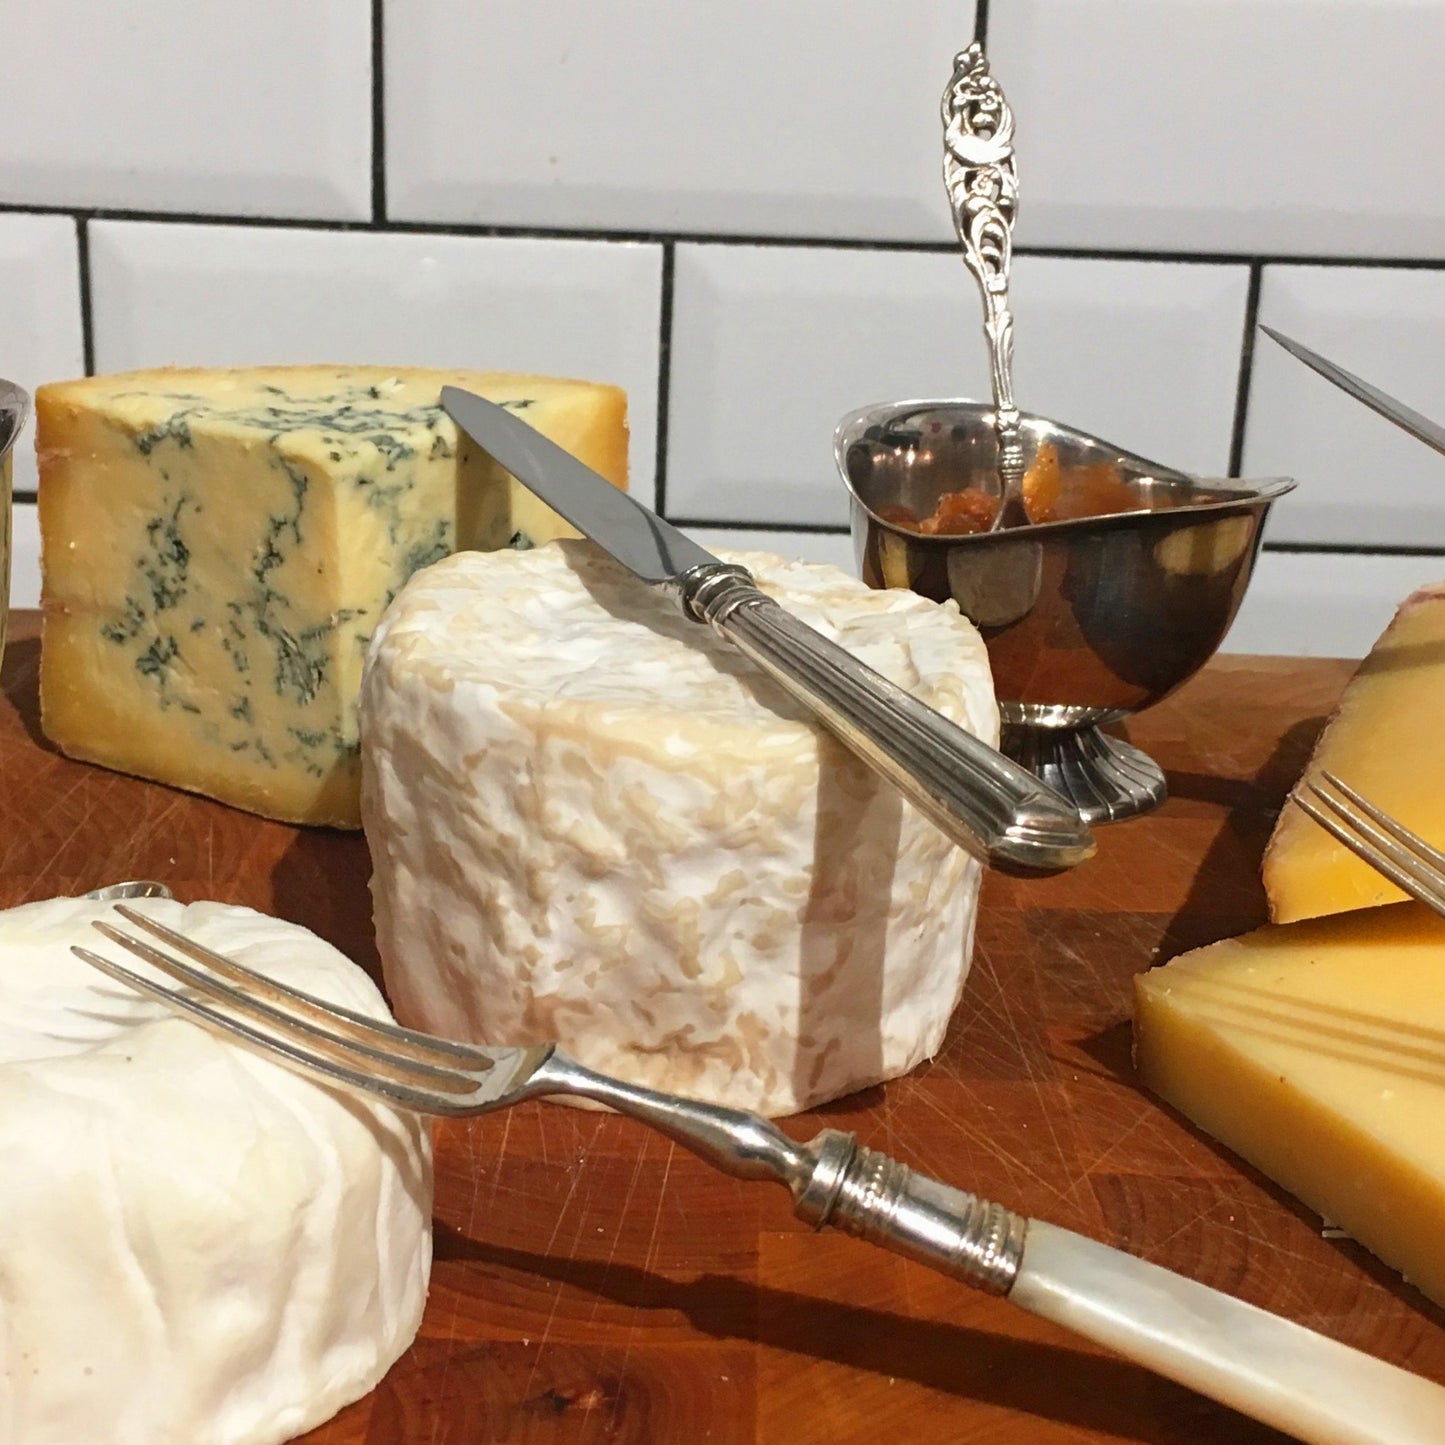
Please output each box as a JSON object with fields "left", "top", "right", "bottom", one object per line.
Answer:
{"left": 1263, "top": 582, "right": 1445, "bottom": 923}
{"left": 360, "top": 540, "right": 999, "bottom": 1117}
{"left": 1134, "top": 902, "right": 1445, "bottom": 1309}
{"left": 0, "top": 895, "right": 433, "bottom": 1445}
{"left": 37, "top": 365, "right": 628, "bottom": 827}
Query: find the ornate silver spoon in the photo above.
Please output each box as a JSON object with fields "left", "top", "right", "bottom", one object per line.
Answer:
{"left": 942, "top": 44, "right": 1028, "bottom": 529}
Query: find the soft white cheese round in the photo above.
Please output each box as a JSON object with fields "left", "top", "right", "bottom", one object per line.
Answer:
{"left": 360, "top": 541, "right": 999, "bottom": 1116}
{"left": 0, "top": 896, "right": 433, "bottom": 1445}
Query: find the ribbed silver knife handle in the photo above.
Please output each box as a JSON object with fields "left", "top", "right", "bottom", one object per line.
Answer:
{"left": 676, "top": 562, "right": 1093, "bottom": 875}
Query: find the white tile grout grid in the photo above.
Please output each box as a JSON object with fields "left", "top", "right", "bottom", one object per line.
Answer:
{"left": 1, "top": 0, "right": 1442, "bottom": 657}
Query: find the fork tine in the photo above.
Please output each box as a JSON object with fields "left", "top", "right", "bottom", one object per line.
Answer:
{"left": 112, "top": 905, "right": 489, "bottom": 1072}
{"left": 1318, "top": 770, "right": 1445, "bottom": 873}
{"left": 1294, "top": 776, "right": 1445, "bottom": 917}
{"left": 89, "top": 921, "right": 478, "bottom": 1095}
{"left": 72, "top": 944, "right": 483, "bottom": 1117}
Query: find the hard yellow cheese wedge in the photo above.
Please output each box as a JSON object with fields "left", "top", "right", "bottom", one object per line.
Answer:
{"left": 38, "top": 365, "right": 627, "bottom": 827}
{"left": 1263, "top": 582, "right": 1445, "bottom": 923}
{"left": 1135, "top": 901, "right": 1445, "bottom": 1308}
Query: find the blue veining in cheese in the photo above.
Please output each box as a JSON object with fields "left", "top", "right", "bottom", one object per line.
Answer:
{"left": 37, "top": 365, "right": 628, "bottom": 825}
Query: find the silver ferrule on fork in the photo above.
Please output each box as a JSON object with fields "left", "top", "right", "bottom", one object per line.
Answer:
{"left": 527, "top": 1052, "right": 1026, "bottom": 1296}
{"left": 669, "top": 560, "right": 1094, "bottom": 877}
{"left": 790, "top": 1130, "right": 1026, "bottom": 1296}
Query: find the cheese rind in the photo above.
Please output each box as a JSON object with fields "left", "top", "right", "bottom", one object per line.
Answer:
{"left": 37, "top": 365, "right": 628, "bottom": 827}
{"left": 0, "top": 895, "right": 433, "bottom": 1445}
{"left": 360, "top": 541, "right": 998, "bottom": 1117}
{"left": 1134, "top": 902, "right": 1445, "bottom": 1308}
{"left": 1263, "top": 582, "right": 1445, "bottom": 923}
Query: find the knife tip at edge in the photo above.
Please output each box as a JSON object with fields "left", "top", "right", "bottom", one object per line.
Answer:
{"left": 1256, "top": 324, "right": 1303, "bottom": 359}
{"left": 1255, "top": 324, "right": 1445, "bottom": 458}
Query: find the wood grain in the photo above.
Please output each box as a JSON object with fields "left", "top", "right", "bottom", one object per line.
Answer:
{"left": 4, "top": 613, "right": 1441, "bottom": 1444}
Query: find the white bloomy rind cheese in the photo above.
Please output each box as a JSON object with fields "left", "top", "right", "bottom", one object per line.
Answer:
{"left": 361, "top": 542, "right": 998, "bottom": 1117}
{"left": 0, "top": 896, "right": 433, "bottom": 1445}
{"left": 38, "top": 365, "right": 627, "bottom": 828}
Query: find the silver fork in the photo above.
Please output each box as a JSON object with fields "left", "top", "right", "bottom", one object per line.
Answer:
{"left": 77, "top": 905, "right": 1445, "bottom": 1445}
{"left": 1291, "top": 769, "right": 1445, "bottom": 913}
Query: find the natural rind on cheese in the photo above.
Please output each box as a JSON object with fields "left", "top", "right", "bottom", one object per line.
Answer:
{"left": 1134, "top": 902, "right": 1445, "bottom": 1308}
{"left": 0, "top": 895, "right": 433, "bottom": 1445}
{"left": 37, "top": 365, "right": 628, "bottom": 827}
{"left": 1263, "top": 582, "right": 1445, "bottom": 923}
{"left": 360, "top": 540, "right": 998, "bottom": 1117}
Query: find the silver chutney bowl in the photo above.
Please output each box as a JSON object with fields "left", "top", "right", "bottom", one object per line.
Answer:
{"left": 836, "top": 400, "right": 1294, "bottom": 823}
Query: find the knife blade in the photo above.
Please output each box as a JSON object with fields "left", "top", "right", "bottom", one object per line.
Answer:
{"left": 441, "top": 385, "right": 1094, "bottom": 875}
{"left": 1259, "top": 325, "right": 1445, "bottom": 458}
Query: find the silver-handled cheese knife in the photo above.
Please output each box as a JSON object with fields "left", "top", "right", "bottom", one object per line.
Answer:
{"left": 441, "top": 386, "right": 1094, "bottom": 876}
{"left": 1260, "top": 325, "right": 1445, "bottom": 458}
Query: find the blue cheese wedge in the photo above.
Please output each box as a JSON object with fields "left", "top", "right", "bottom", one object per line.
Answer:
{"left": 37, "top": 365, "right": 628, "bottom": 826}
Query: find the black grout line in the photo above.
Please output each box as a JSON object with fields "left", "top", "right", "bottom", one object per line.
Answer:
{"left": 1262, "top": 540, "right": 1445, "bottom": 558}
{"left": 667, "top": 518, "right": 851, "bottom": 536}
{"left": 653, "top": 243, "right": 675, "bottom": 515}
{"left": 1017, "top": 244, "right": 1239, "bottom": 265}
{"left": 2, "top": 483, "right": 1431, "bottom": 557}
{"left": 1, "top": 479, "right": 1437, "bottom": 560}
{"left": 974, "top": 0, "right": 990, "bottom": 48}
{"left": 370, "top": 0, "right": 386, "bottom": 222}
{"left": 5, "top": 199, "right": 1445, "bottom": 272}
{"left": 1227, "top": 262, "right": 1263, "bottom": 476}
{"left": 75, "top": 215, "right": 95, "bottom": 375}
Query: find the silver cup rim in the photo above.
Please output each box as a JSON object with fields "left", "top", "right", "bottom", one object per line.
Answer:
{"left": 0, "top": 379, "right": 31, "bottom": 463}
{"left": 833, "top": 396, "right": 1295, "bottom": 541}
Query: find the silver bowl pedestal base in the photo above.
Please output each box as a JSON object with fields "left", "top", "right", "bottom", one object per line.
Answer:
{"left": 1000, "top": 707, "right": 1166, "bottom": 824}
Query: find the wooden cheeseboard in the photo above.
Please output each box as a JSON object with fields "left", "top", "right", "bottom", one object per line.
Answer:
{"left": 3, "top": 610, "right": 1442, "bottom": 1444}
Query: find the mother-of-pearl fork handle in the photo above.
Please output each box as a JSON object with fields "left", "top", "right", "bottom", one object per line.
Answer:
{"left": 535, "top": 1057, "right": 1445, "bottom": 1443}
{"left": 1011, "top": 1223, "right": 1445, "bottom": 1445}
{"left": 805, "top": 1136, "right": 1445, "bottom": 1445}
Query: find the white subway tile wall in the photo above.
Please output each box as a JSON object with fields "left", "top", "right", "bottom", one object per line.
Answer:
{"left": 0, "top": 1, "right": 372, "bottom": 219}
{"left": 666, "top": 246, "right": 1248, "bottom": 524}
{"left": 0, "top": 214, "right": 84, "bottom": 493}
{"left": 1226, "top": 551, "right": 1445, "bottom": 659}
{"left": 987, "top": 0, "right": 1445, "bottom": 258}
{"left": 681, "top": 527, "right": 857, "bottom": 576}
{"left": 1246, "top": 265, "right": 1445, "bottom": 546}
{"left": 11, "top": 505, "right": 38, "bottom": 621}
{"left": 383, "top": 0, "right": 963, "bottom": 239}
{"left": 88, "top": 222, "right": 664, "bottom": 503}
{"left": 2, "top": 2, "right": 1443, "bottom": 659}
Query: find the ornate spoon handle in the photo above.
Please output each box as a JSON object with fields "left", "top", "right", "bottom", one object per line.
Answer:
{"left": 943, "top": 43, "right": 1027, "bottom": 525}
